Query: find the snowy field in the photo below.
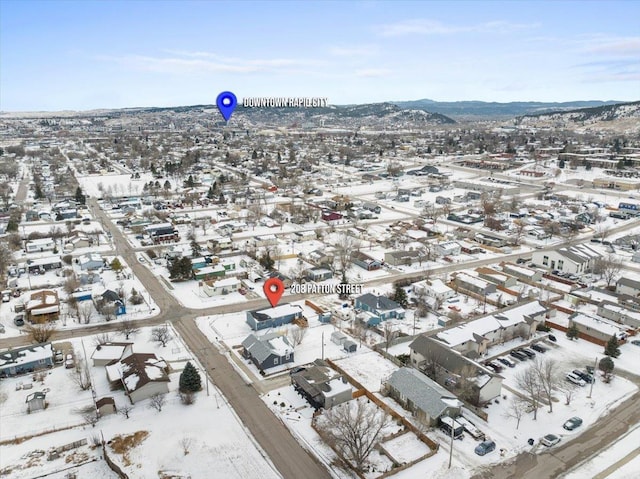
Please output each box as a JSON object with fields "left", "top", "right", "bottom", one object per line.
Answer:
{"left": 0, "top": 326, "right": 281, "bottom": 479}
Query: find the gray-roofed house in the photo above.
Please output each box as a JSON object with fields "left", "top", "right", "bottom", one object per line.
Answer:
{"left": 291, "top": 359, "right": 353, "bottom": 409}
{"left": 0, "top": 343, "right": 54, "bottom": 377}
{"left": 616, "top": 277, "right": 640, "bottom": 297}
{"left": 355, "top": 293, "right": 406, "bottom": 326}
{"left": 242, "top": 332, "right": 294, "bottom": 372}
{"left": 382, "top": 367, "right": 463, "bottom": 426}
{"left": 408, "top": 335, "right": 503, "bottom": 404}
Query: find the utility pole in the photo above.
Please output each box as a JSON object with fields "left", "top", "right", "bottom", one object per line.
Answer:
{"left": 587, "top": 356, "right": 598, "bottom": 399}
{"left": 448, "top": 416, "right": 454, "bottom": 469}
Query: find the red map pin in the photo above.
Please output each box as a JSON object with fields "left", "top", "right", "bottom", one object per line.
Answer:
{"left": 263, "top": 277, "right": 285, "bottom": 308}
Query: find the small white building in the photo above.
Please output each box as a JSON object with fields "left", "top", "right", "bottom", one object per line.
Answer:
{"left": 532, "top": 244, "right": 600, "bottom": 274}
{"left": 413, "top": 279, "right": 456, "bottom": 302}
{"left": 201, "top": 277, "right": 241, "bottom": 296}
{"left": 25, "top": 238, "right": 55, "bottom": 254}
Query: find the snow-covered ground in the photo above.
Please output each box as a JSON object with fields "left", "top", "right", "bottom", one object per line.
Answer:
{"left": 0, "top": 326, "right": 281, "bottom": 479}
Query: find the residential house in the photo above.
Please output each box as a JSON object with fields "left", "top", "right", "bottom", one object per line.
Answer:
{"left": 246, "top": 304, "right": 304, "bottom": 330}
{"left": 201, "top": 277, "right": 241, "bottom": 296}
{"left": 532, "top": 244, "right": 600, "bottom": 274}
{"left": 25, "top": 238, "right": 55, "bottom": 253}
{"left": 616, "top": 277, "right": 640, "bottom": 297}
{"left": 96, "top": 397, "right": 117, "bottom": 417}
{"left": 97, "top": 289, "right": 126, "bottom": 316}
{"left": 355, "top": 293, "right": 405, "bottom": 326}
{"left": 192, "top": 264, "right": 226, "bottom": 281}
{"left": 413, "top": 279, "right": 456, "bottom": 302}
{"left": 351, "top": 251, "right": 382, "bottom": 271}
{"left": 383, "top": 367, "right": 463, "bottom": 426}
{"left": 26, "top": 290, "right": 60, "bottom": 322}
{"left": 384, "top": 250, "right": 428, "bottom": 267}
{"left": 435, "top": 241, "right": 462, "bottom": 257}
{"left": 26, "top": 256, "right": 62, "bottom": 274}
{"left": 308, "top": 249, "right": 335, "bottom": 268}
{"left": 291, "top": 359, "right": 353, "bottom": 409}
{"left": 305, "top": 268, "right": 333, "bottom": 282}
{"left": 452, "top": 272, "right": 497, "bottom": 296}
{"left": 433, "top": 301, "right": 548, "bottom": 357}
{"left": 597, "top": 302, "right": 640, "bottom": 328}
{"left": 408, "top": 336, "right": 503, "bottom": 404}
{"left": 501, "top": 262, "right": 543, "bottom": 282}
{"left": 475, "top": 267, "right": 517, "bottom": 288}
{"left": 568, "top": 313, "right": 630, "bottom": 344}
{"left": 0, "top": 343, "right": 54, "bottom": 377}
{"left": 91, "top": 342, "right": 134, "bottom": 367}
{"left": 78, "top": 253, "right": 104, "bottom": 271}
{"left": 242, "top": 332, "right": 294, "bottom": 372}
{"left": 105, "top": 352, "right": 170, "bottom": 404}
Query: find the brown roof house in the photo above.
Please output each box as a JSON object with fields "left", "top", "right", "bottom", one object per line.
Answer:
{"left": 26, "top": 290, "right": 60, "bottom": 323}
{"left": 105, "top": 352, "right": 170, "bottom": 404}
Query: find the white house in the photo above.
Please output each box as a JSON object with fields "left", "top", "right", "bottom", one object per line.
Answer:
{"left": 532, "top": 244, "right": 600, "bottom": 274}
{"left": 413, "top": 279, "right": 456, "bottom": 302}
{"left": 25, "top": 238, "right": 55, "bottom": 254}
{"left": 435, "top": 241, "right": 462, "bottom": 257}
{"left": 201, "top": 277, "right": 241, "bottom": 296}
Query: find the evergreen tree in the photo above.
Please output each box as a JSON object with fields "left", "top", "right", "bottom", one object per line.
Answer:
{"left": 34, "top": 182, "right": 43, "bottom": 199}
{"left": 74, "top": 186, "right": 86, "bottom": 205}
{"left": 163, "top": 180, "right": 171, "bottom": 190}
{"left": 259, "top": 251, "right": 275, "bottom": 271}
{"left": 110, "top": 257, "right": 123, "bottom": 272}
{"left": 566, "top": 322, "right": 579, "bottom": 340}
{"left": 392, "top": 284, "right": 408, "bottom": 308}
{"left": 179, "top": 361, "right": 202, "bottom": 393}
{"left": 604, "top": 334, "right": 621, "bottom": 358}
{"left": 190, "top": 238, "right": 201, "bottom": 257}
{"left": 599, "top": 356, "right": 615, "bottom": 382}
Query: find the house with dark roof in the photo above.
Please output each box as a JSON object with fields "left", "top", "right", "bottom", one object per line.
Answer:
{"left": 291, "top": 359, "right": 353, "bottom": 409}
{"left": 383, "top": 367, "right": 462, "bottom": 426}
{"left": 246, "top": 304, "right": 303, "bottom": 330}
{"left": 105, "top": 352, "right": 170, "bottom": 404}
{"left": 0, "top": 343, "right": 54, "bottom": 377}
{"left": 242, "top": 332, "right": 294, "bottom": 372}
{"left": 384, "top": 250, "right": 429, "bottom": 267}
{"left": 355, "top": 293, "right": 405, "bottom": 326}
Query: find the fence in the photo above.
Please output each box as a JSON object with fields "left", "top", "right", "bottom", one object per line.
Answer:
{"left": 102, "top": 443, "right": 129, "bottom": 479}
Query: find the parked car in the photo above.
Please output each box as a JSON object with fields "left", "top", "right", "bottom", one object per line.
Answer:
{"left": 548, "top": 334, "right": 557, "bottom": 342}
{"left": 13, "top": 313, "right": 25, "bottom": 326}
{"left": 566, "top": 372, "right": 586, "bottom": 387}
{"left": 64, "top": 354, "right": 75, "bottom": 369}
{"left": 531, "top": 343, "right": 547, "bottom": 353}
{"left": 474, "top": 440, "right": 496, "bottom": 456}
{"left": 0, "top": 324, "right": 5, "bottom": 334}
{"left": 563, "top": 417, "right": 583, "bottom": 431}
{"left": 510, "top": 350, "right": 528, "bottom": 361}
{"left": 585, "top": 365, "right": 595, "bottom": 374}
{"left": 485, "top": 360, "right": 503, "bottom": 372}
{"left": 541, "top": 434, "right": 561, "bottom": 447}
{"left": 631, "top": 340, "right": 640, "bottom": 347}
{"left": 54, "top": 351, "right": 64, "bottom": 364}
{"left": 520, "top": 348, "right": 536, "bottom": 358}
{"left": 497, "top": 356, "right": 516, "bottom": 368}
{"left": 572, "top": 370, "right": 594, "bottom": 383}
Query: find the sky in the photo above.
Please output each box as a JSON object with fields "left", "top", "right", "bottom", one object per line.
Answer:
{"left": 1, "top": 0, "right": 639, "bottom": 111}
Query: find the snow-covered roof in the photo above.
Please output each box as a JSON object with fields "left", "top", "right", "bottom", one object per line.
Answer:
{"left": 570, "top": 313, "right": 628, "bottom": 338}
{"left": 254, "top": 304, "right": 303, "bottom": 319}
{"left": 0, "top": 343, "right": 53, "bottom": 371}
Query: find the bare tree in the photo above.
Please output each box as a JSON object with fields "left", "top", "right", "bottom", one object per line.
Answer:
{"left": 75, "top": 405, "right": 99, "bottom": 427}
{"left": 70, "top": 359, "right": 92, "bottom": 391}
{"left": 316, "top": 397, "right": 392, "bottom": 472}
{"left": 92, "top": 333, "right": 113, "bottom": 348}
{"left": 503, "top": 397, "right": 528, "bottom": 430}
{"left": 559, "top": 383, "right": 576, "bottom": 405}
{"left": 383, "top": 322, "right": 398, "bottom": 353}
{"left": 150, "top": 325, "right": 172, "bottom": 347}
{"left": 335, "top": 232, "right": 360, "bottom": 280}
{"left": 515, "top": 367, "right": 542, "bottom": 420}
{"left": 179, "top": 437, "right": 193, "bottom": 455}
{"left": 532, "top": 358, "right": 558, "bottom": 413}
{"left": 26, "top": 322, "right": 57, "bottom": 343}
{"left": 288, "top": 325, "right": 307, "bottom": 346}
{"left": 63, "top": 275, "right": 80, "bottom": 295}
{"left": 78, "top": 302, "right": 94, "bottom": 324}
{"left": 594, "top": 254, "right": 623, "bottom": 288}
{"left": 118, "top": 404, "right": 133, "bottom": 419}
{"left": 119, "top": 319, "right": 140, "bottom": 340}
{"left": 148, "top": 393, "right": 166, "bottom": 412}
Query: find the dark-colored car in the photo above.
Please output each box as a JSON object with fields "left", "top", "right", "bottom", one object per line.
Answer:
{"left": 497, "top": 357, "right": 516, "bottom": 368}
{"left": 548, "top": 334, "right": 557, "bottom": 342}
{"left": 572, "top": 370, "right": 594, "bottom": 383}
{"left": 631, "top": 340, "right": 640, "bottom": 347}
{"left": 531, "top": 343, "right": 547, "bottom": 353}
{"left": 520, "top": 348, "right": 536, "bottom": 358}
{"left": 586, "top": 365, "right": 595, "bottom": 374}
{"left": 485, "top": 360, "right": 503, "bottom": 373}
{"left": 474, "top": 440, "right": 496, "bottom": 456}
{"left": 13, "top": 314, "right": 25, "bottom": 326}
{"left": 510, "top": 350, "right": 528, "bottom": 361}
{"left": 563, "top": 417, "right": 583, "bottom": 431}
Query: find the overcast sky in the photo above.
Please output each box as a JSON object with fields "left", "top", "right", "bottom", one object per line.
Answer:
{"left": 1, "top": 0, "right": 639, "bottom": 111}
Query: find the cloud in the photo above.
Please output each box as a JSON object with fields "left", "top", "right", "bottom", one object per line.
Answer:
{"left": 355, "top": 68, "right": 392, "bottom": 78}
{"left": 584, "top": 36, "right": 640, "bottom": 56}
{"left": 378, "top": 19, "right": 539, "bottom": 37}
{"left": 100, "top": 51, "right": 323, "bottom": 74}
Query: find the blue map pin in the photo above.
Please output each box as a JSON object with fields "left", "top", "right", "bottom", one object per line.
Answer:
{"left": 216, "top": 91, "right": 237, "bottom": 121}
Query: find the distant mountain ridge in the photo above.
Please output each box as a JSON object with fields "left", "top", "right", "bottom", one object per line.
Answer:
{"left": 392, "top": 99, "right": 627, "bottom": 120}
{"left": 515, "top": 100, "right": 640, "bottom": 126}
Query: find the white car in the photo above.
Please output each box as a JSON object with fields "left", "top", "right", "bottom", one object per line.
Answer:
{"left": 541, "top": 434, "right": 561, "bottom": 447}
{"left": 566, "top": 372, "right": 586, "bottom": 387}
